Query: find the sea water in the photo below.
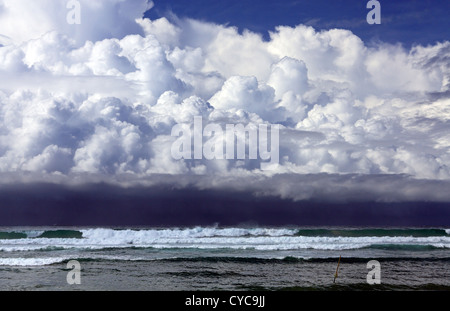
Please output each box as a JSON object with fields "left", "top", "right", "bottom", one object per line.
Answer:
{"left": 0, "top": 227, "right": 449, "bottom": 290}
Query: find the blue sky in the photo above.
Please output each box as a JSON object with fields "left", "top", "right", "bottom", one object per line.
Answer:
{"left": 146, "top": 0, "right": 450, "bottom": 47}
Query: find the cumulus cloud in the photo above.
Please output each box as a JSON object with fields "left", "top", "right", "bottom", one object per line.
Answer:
{"left": 0, "top": 0, "right": 153, "bottom": 45}
{"left": 0, "top": 0, "right": 449, "bottom": 203}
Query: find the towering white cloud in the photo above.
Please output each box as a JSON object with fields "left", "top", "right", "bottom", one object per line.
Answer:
{"left": 0, "top": 0, "right": 153, "bottom": 45}
{"left": 0, "top": 0, "right": 449, "bottom": 201}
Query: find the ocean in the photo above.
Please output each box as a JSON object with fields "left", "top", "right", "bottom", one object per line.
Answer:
{"left": 0, "top": 227, "right": 449, "bottom": 291}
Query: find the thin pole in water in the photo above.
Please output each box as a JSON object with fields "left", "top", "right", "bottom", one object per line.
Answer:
{"left": 333, "top": 255, "right": 341, "bottom": 284}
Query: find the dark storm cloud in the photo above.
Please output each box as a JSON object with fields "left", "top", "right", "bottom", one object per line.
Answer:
{"left": 0, "top": 173, "right": 449, "bottom": 226}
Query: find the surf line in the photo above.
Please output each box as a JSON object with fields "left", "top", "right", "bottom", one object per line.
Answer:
{"left": 333, "top": 255, "right": 341, "bottom": 283}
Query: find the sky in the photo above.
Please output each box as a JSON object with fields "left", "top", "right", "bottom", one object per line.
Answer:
{"left": 0, "top": 0, "right": 449, "bottom": 226}
{"left": 146, "top": 0, "right": 450, "bottom": 48}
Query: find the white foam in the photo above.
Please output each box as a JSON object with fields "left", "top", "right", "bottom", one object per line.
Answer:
{"left": 431, "top": 243, "right": 450, "bottom": 249}
{"left": 1, "top": 228, "right": 450, "bottom": 253}
{"left": 0, "top": 254, "right": 170, "bottom": 266}
{"left": 3, "top": 228, "right": 450, "bottom": 267}
{"left": 0, "top": 257, "right": 68, "bottom": 266}
{"left": 22, "top": 230, "right": 45, "bottom": 238}
{"left": 1, "top": 229, "right": 449, "bottom": 252}
{"left": 81, "top": 227, "right": 297, "bottom": 240}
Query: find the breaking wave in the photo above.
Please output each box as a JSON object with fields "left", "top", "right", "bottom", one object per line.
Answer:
{"left": 0, "top": 227, "right": 449, "bottom": 253}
